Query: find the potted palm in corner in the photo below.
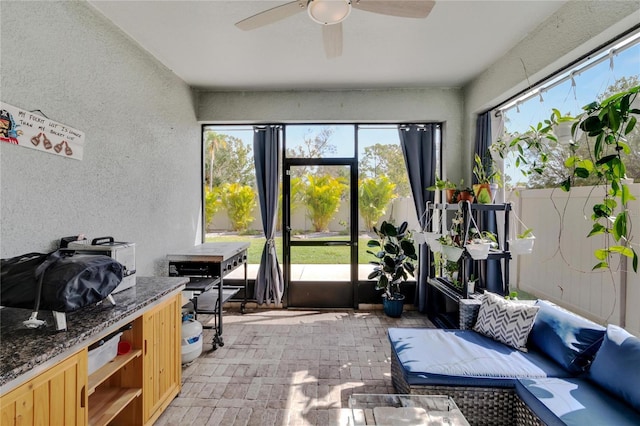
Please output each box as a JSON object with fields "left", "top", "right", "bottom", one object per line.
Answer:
{"left": 367, "top": 221, "right": 417, "bottom": 317}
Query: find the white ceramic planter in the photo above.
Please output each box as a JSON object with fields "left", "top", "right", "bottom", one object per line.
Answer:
{"left": 424, "top": 232, "right": 443, "bottom": 252}
{"left": 465, "top": 241, "right": 491, "bottom": 260}
{"left": 441, "top": 245, "right": 463, "bottom": 262}
{"left": 509, "top": 236, "right": 536, "bottom": 255}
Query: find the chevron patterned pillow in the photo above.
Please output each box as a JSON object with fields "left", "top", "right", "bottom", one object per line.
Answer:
{"left": 473, "top": 292, "right": 540, "bottom": 351}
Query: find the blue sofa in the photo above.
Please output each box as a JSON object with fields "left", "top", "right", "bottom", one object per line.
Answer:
{"left": 388, "top": 298, "right": 640, "bottom": 425}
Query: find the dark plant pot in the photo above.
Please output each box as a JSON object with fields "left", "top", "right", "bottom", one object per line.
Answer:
{"left": 383, "top": 294, "right": 405, "bottom": 318}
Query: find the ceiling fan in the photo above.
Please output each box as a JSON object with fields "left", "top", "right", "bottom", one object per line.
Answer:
{"left": 235, "top": 0, "right": 435, "bottom": 59}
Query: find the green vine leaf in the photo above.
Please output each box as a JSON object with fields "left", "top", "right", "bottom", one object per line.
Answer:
{"left": 587, "top": 223, "right": 606, "bottom": 237}
{"left": 594, "top": 249, "right": 608, "bottom": 261}
{"left": 592, "top": 261, "right": 609, "bottom": 271}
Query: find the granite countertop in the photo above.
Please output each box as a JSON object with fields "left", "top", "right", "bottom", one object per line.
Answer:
{"left": 0, "top": 276, "right": 187, "bottom": 390}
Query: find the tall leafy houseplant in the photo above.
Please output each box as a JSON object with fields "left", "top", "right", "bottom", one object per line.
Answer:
{"left": 358, "top": 176, "right": 397, "bottom": 231}
{"left": 367, "top": 221, "right": 417, "bottom": 312}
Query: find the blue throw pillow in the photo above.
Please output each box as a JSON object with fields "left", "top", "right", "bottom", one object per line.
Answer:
{"left": 589, "top": 325, "right": 640, "bottom": 412}
{"left": 528, "top": 300, "right": 605, "bottom": 373}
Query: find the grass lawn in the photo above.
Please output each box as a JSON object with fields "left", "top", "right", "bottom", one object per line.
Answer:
{"left": 205, "top": 234, "right": 376, "bottom": 264}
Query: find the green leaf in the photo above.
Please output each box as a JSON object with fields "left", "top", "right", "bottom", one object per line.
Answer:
{"left": 612, "top": 212, "right": 627, "bottom": 241}
{"left": 634, "top": 250, "right": 638, "bottom": 273}
{"left": 587, "top": 223, "right": 606, "bottom": 237}
{"left": 400, "top": 240, "right": 416, "bottom": 256}
{"left": 384, "top": 242, "right": 399, "bottom": 255}
{"left": 381, "top": 221, "right": 397, "bottom": 237}
{"left": 367, "top": 240, "right": 381, "bottom": 248}
{"left": 592, "top": 261, "right": 609, "bottom": 271}
{"left": 574, "top": 167, "right": 590, "bottom": 179}
{"left": 581, "top": 116, "right": 602, "bottom": 132}
{"left": 594, "top": 249, "right": 608, "bottom": 261}
{"left": 608, "top": 106, "right": 621, "bottom": 133}
{"left": 560, "top": 177, "right": 571, "bottom": 192}
{"left": 367, "top": 270, "right": 381, "bottom": 280}
{"left": 609, "top": 245, "right": 634, "bottom": 258}
{"left": 595, "top": 154, "right": 617, "bottom": 166}
{"left": 621, "top": 183, "right": 636, "bottom": 205}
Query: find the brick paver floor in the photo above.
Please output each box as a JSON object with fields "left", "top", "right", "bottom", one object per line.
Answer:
{"left": 156, "top": 308, "right": 433, "bottom": 426}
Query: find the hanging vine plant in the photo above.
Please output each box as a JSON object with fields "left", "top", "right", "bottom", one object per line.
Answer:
{"left": 494, "top": 85, "right": 640, "bottom": 272}
{"left": 562, "top": 85, "right": 639, "bottom": 272}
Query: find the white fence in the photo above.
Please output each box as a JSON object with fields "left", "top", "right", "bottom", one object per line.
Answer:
{"left": 508, "top": 185, "right": 640, "bottom": 335}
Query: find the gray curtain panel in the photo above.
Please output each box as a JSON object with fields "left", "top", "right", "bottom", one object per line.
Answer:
{"left": 253, "top": 126, "right": 284, "bottom": 305}
{"left": 398, "top": 124, "right": 436, "bottom": 313}
{"left": 474, "top": 112, "right": 504, "bottom": 295}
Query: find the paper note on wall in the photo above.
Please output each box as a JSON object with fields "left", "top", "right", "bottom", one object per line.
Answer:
{"left": 0, "top": 101, "right": 85, "bottom": 160}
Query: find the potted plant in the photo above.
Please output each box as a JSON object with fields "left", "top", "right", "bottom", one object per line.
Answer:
{"left": 465, "top": 228, "right": 497, "bottom": 260}
{"left": 509, "top": 228, "right": 536, "bottom": 255}
{"left": 367, "top": 221, "right": 417, "bottom": 317}
{"left": 451, "top": 181, "right": 475, "bottom": 204}
{"left": 473, "top": 153, "right": 501, "bottom": 204}
{"left": 438, "top": 207, "right": 465, "bottom": 262}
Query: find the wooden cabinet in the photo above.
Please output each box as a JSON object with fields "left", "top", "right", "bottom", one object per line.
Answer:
{"left": 142, "top": 293, "right": 182, "bottom": 424}
{"left": 1, "top": 292, "right": 182, "bottom": 426}
{"left": 1, "top": 350, "right": 88, "bottom": 426}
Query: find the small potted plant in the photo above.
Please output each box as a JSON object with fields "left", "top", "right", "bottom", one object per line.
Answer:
{"left": 452, "top": 181, "right": 475, "bottom": 204}
{"left": 473, "top": 153, "right": 501, "bottom": 204}
{"left": 367, "top": 221, "right": 417, "bottom": 317}
{"left": 427, "top": 175, "right": 457, "bottom": 203}
{"left": 465, "top": 228, "right": 497, "bottom": 260}
{"left": 509, "top": 228, "right": 536, "bottom": 255}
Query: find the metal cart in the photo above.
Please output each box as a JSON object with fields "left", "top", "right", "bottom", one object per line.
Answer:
{"left": 167, "top": 242, "right": 249, "bottom": 350}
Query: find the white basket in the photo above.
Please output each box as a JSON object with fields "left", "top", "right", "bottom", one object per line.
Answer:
{"left": 465, "top": 241, "right": 491, "bottom": 260}
{"left": 509, "top": 236, "right": 536, "bottom": 255}
{"left": 441, "top": 245, "right": 463, "bottom": 262}
{"left": 424, "top": 232, "right": 443, "bottom": 252}
{"left": 88, "top": 332, "right": 122, "bottom": 375}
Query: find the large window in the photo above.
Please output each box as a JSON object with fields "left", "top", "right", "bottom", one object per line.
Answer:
{"left": 498, "top": 32, "right": 640, "bottom": 189}
{"left": 202, "top": 124, "right": 441, "bottom": 282}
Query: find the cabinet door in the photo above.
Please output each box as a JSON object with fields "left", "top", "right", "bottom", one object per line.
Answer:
{"left": 142, "top": 293, "right": 181, "bottom": 424}
{"left": 1, "top": 349, "right": 88, "bottom": 426}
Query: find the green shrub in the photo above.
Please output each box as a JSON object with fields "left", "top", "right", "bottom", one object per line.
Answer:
{"left": 204, "top": 186, "right": 222, "bottom": 228}
{"left": 303, "top": 174, "right": 346, "bottom": 232}
{"left": 358, "top": 176, "right": 396, "bottom": 231}
{"left": 220, "top": 183, "right": 257, "bottom": 231}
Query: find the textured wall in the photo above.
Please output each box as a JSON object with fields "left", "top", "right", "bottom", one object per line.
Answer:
{"left": 0, "top": 2, "right": 201, "bottom": 275}
{"left": 197, "top": 87, "right": 466, "bottom": 183}
{"left": 463, "top": 0, "right": 640, "bottom": 165}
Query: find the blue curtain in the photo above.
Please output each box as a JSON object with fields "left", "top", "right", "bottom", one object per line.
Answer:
{"left": 253, "top": 126, "right": 284, "bottom": 305}
{"left": 474, "top": 112, "right": 504, "bottom": 294}
{"left": 398, "top": 124, "right": 437, "bottom": 312}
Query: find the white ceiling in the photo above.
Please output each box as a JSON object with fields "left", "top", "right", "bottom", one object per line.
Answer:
{"left": 88, "top": 0, "right": 566, "bottom": 91}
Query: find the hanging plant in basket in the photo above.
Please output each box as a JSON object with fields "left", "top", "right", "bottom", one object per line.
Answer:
{"left": 509, "top": 228, "right": 536, "bottom": 256}
{"left": 367, "top": 221, "right": 417, "bottom": 317}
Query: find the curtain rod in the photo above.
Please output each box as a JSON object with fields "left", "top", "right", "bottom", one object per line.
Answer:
{"left": 491, "top": 23, "right": 640, "bottom": 117}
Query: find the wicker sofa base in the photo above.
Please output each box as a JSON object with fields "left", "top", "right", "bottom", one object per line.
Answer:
{"left": 390, "top": 351, "right": 545, "bottom": 426}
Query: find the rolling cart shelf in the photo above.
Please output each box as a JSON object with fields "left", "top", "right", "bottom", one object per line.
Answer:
{"left": 168, "top": 242, "right": 250, "bottom": 350}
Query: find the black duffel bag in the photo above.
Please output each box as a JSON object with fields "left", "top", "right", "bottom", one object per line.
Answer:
{"left": 1, "top": 250, "right": 124, "bottom": 313}
{"left": 0, "top": 252, "right": 49, "bottom": 309}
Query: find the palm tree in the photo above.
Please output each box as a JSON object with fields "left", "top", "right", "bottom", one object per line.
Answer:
{"left": 204, "top": 131, "right": 227, "bottom": 190}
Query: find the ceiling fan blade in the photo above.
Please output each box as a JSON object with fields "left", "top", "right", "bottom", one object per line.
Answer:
{"left": 322, "top": 23, "right": 343, "bottom": 59}
{"left": 352, "top": 0, "right": 435, "bottom": 18}
{"left": 235, "top": 1, "right": 307, "bottom": 31}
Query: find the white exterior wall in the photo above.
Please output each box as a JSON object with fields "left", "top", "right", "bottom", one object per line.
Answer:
{"left": 509, "top": 186, "right": 640, "bottom": 336}
{"left": 0, "top": 2, "right": 201, "bottom": 275}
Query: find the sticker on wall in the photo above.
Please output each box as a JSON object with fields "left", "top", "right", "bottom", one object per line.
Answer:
{"left": 0, "top": 101, "right": 85, "bottom": 160}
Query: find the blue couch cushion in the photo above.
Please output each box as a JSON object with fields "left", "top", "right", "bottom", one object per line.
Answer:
{"left": 388, "top": 327, "right": 570, "bottom": 388}
{"left": 528, "top": 300, "right": 606, "bottom": 374}
{"left": 588, "top": 325, "right": 640, "bottom": 412}
{"left": 516, "top": 378, "right": 640, "bottom": 426}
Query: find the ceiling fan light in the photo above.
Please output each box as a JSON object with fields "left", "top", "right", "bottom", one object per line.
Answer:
{"left": 307, "top": 0, "right": 351, "bottom": 25}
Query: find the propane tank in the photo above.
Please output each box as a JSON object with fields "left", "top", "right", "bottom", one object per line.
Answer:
{"left": 181, "top": 313, "right": 203, "bottom": 364}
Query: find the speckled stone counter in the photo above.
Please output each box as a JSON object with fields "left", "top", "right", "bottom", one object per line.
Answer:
{"left": 0, "top": 276, "right": 187, "bottom": 391}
